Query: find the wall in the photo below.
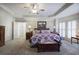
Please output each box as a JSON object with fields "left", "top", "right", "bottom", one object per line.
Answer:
{"left": 0, "top": 7, "right": 14, "bottom": 41}
{"left": 25, "top": 17, "right": 55, "bottom": 32}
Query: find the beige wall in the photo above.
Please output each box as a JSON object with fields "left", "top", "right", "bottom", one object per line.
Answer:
{"left": 25, "top": 17, "right": 55, "bottom": 32}
{"left": 0, "top": 7, "right": 14, "bottom": 41}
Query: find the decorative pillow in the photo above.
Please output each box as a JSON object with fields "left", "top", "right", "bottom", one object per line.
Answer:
{"left": 54, "top": 35, "right": 60, "bottom": 42}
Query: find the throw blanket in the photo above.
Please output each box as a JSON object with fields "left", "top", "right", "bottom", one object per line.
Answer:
{"left": 31, "top": 33, "right": 61, "bottom": 45}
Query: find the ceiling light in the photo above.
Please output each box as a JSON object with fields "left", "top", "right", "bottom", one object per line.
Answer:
{"left": 33, "top": 5, "right": 37, "bottom": 9}
{"left": 24, "top": 3, "right": 45, "bottom": 14}
{"left": 32, "top": 9, "right": 37, "bottom": 13}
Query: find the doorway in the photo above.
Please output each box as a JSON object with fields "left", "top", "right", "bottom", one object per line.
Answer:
{"left": 14, "top": 22, "right": 26, "bottom": 40}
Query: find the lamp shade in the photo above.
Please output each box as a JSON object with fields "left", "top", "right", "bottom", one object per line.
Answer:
{"left": 28, "top": 25, "right": 31, "bottom": 29}
{"left": 53, "top": 26, "right": 56, "bottom": 28}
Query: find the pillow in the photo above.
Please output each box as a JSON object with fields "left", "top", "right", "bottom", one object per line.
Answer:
{"left": 42, "top": 30, "right": 50, "bottom": 33}
{"left": 34, "top": 30, "right": 40, "bottom": 34}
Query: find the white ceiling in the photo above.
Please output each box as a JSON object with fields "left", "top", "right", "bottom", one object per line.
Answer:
{"left": 55, "top": 3, "right": 79, "bottom": 18}
{"left": 0, "top": 3, "right": 79, "bottom": 18}
{"left": 1, "top": 3, "right": 65, "bottom": 17}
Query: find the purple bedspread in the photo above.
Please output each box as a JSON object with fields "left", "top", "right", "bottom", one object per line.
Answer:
{"left": 31, "top": 33, "right": 61, "bottom": 45}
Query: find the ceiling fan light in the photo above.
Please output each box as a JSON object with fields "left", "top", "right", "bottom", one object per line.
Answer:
{"left": 33, "top": 5, "right": 37, "bottom": 9}
{"left": 32, "top": 9, "right": 37, "bottom": 13}
{"left": 40, "top": 9, "right": 45, "bottom": 11}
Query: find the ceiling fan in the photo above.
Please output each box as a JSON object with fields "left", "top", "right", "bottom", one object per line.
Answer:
{"left": 24, "top": 3, "right": 45, "bottom": 14}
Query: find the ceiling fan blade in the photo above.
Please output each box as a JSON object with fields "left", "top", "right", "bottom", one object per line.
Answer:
{"left": 24, "top": 6, "right": 29, "bottom": 8}
{"left": 40, "top": 9, "right": 45, "bottom": 11}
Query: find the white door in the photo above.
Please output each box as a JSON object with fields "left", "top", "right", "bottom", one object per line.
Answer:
{"left": 14, "top": 22, "right": 26, "bottom": 39}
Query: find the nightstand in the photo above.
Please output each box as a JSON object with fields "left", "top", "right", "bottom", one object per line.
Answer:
{"left": 26, "top": 31, "right": 33, "bottom": 40}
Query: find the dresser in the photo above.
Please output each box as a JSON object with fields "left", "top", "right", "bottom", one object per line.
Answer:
{"left": 0, "top": 26, "right": 5, "bottom": 47}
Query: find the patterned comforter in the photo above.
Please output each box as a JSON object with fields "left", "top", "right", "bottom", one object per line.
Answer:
{"left": 31, "top": 33, "right": 62, "bottom": 45}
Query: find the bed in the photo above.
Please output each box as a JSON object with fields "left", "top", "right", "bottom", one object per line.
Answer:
{"left": 30, "top": 30, "right": 61, "bottom": 52}
{"left": 37, "top": 42, "right": 60, "bottom": 52}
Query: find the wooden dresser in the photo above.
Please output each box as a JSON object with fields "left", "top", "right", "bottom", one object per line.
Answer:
{"left": 0, "top": 26, "right": 5, "bottom": 47}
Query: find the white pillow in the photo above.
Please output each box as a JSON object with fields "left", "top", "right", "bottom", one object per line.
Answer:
{"left": 34, "top": 30, "right": 40, "bottom": 34}
{"left": 42, "top": 30, "right": 50, "bottom": 33}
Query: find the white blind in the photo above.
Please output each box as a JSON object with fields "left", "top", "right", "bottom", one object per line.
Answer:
{"left": 67, "top": 20, "right": 76, "bottom": 38}
{"left": 59, "top": 22, "right": 65, "bottom": 37}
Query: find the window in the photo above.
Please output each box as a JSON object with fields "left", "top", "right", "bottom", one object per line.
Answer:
{"left": 72, "top": 21, "right": 76, "bottom": 37}
{"left": 59, "top": 22, "right": 65, "bottom": 37}
{"left": 55, "top": 21, "right": 59, "bottom": 32}
{"left": 67, "top": 20, "right": 76, "bottom": 38}
{"left": 67, "top": 21, "right": 72, "bottom": 38}
{"left": 58, "top": 20, "right": 76, "bottom": 38}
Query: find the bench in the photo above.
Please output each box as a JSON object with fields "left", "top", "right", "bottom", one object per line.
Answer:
{"left": 71, "top": 37, "right": 79, "bottom": 44}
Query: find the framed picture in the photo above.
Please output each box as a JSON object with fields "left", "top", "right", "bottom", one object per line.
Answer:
{"left": 37, "top": 21, "right": 47, "bottom": 29}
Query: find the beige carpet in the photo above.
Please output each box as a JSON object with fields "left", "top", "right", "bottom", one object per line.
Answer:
{"left": 0, "top": 38, "right": 79, "bottom": 55}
